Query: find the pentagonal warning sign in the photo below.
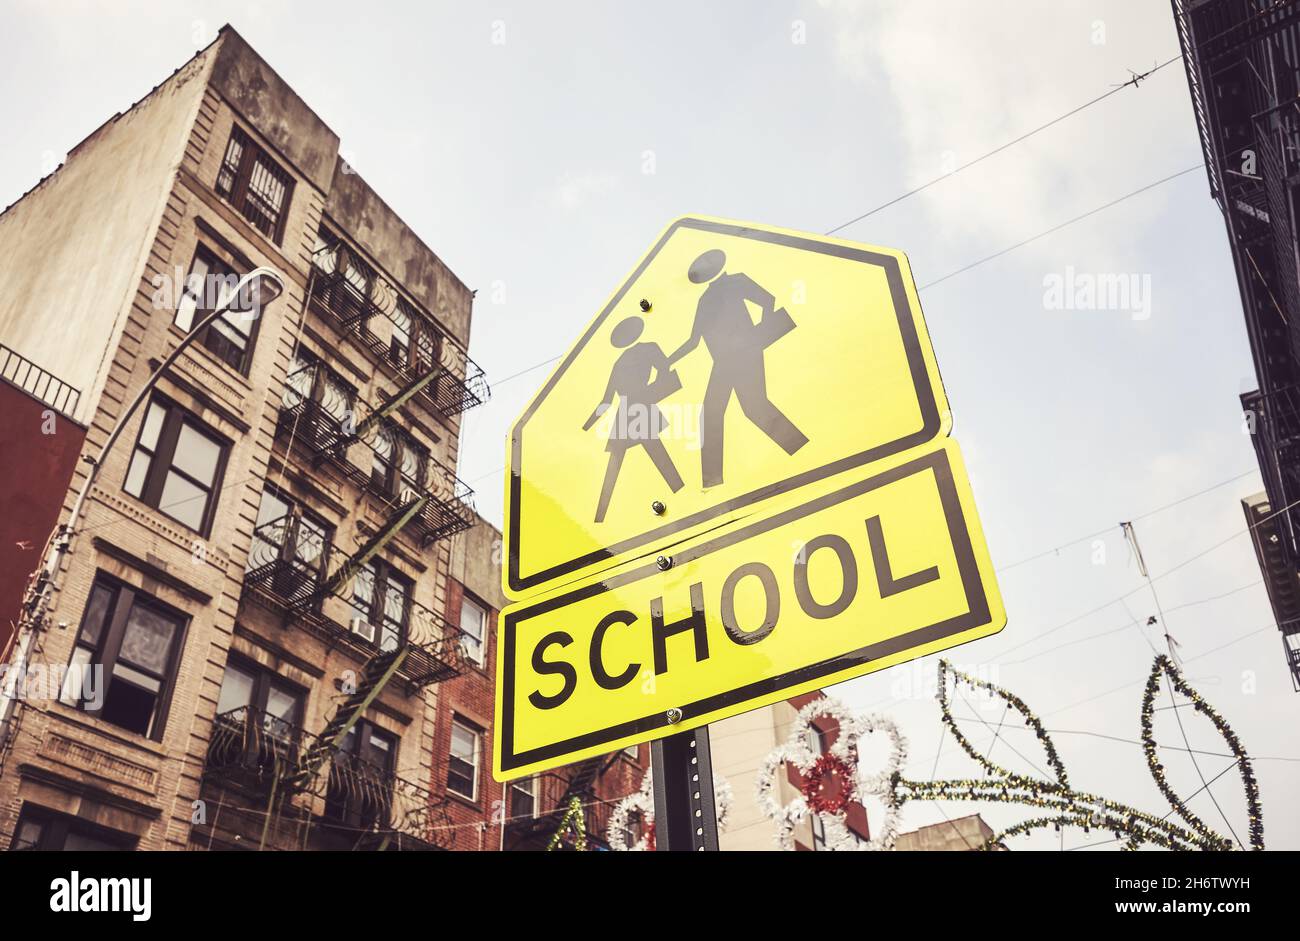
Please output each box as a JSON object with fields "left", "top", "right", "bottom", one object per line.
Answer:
{"left": 504, "top": 215, "right": 951, "bottom": 597}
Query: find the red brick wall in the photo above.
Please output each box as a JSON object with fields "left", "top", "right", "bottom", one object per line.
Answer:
{"left": 0, "top": 382, "right": 86, "bottom": 652}
{"left": 431, "top": 578, "right": 647, "bottom": 850}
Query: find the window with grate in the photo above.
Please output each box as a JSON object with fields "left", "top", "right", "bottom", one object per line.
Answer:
{"left": 215, "top": 125, "right": 294, "bottom": 243}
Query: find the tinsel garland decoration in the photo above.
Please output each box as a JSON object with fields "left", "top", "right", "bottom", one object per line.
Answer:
{"left": 803, "top": 753, "right": 857, "bottom": 815}
{"left": 888, "top": 657, "right": 1264, "bottom": 851}
{"left": 1140, "top": 655, "right": 1263, "bottom": 851}
{"left": 755, "top": 698, "right": 907, "bottom": 851}
{"left": 546, "top": 796, "right": 588, "bottom": 852}
{"left": 606, "top": 769, "right": 734, "bottom": 851}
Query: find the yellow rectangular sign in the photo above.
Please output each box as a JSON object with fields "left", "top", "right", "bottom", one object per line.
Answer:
{"left": 493, "top": 440, "right": 1003, "bottom": 781}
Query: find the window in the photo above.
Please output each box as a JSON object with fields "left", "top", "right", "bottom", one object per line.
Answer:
{"left": 415, "top": 323, "right": 440, "bottom": 376}
{"left": 447, "top": 718, "right": 480, "bottom": 801}
{"left": 458, "top": 595, "right": 487, "bottom": 666}
{"left": 247, "top": 488, "right": 330, "bottom": 584}
{"left": 124, "top": 398, "right": 228, "bottom": 534}
{"left": 370, "top": 422, "right": 427, "bottom": 499}
{"left": 214, "top": 659, "right": 304, "bottom": 740}
{"left": 508, "top": 775, "right": 537, "bottom": 820}
{"left": 211, "top": 660, "right": 304, "bottom": 774}
{"left": 325, "top": 720, "right": 398, "bottom": 830}
{"left": 215, "top": 125, "right": 294, "bottom": 243}
{"left": 284, "top": 349, "right": 355, "bottom": 437}
{"left": 349, "top": 561, "right": 411, "bottom": 653}
{"left": 804, "top": 725, "right": 830, "bottom": 756}
{"left": 9, "top": 805, "right": 136, "bottom": 851}
{"left": 174, "top": 246, "right": 261, "bottom": 373}
{"left": 623, "top": 744, "right": 640, "bottom": 761}
{"left": 389, "top": 302, "right": 412, "bottom": 368}
{"left": 60, "top": 576, "right": 187, "bottom": 740}
{"left": 811, "top": 813, "right": 827, "bottom": 851}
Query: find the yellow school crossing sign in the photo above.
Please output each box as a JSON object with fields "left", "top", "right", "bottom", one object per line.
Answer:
{"left": 494, "top": 216, "right": 1003, "bottom": 781}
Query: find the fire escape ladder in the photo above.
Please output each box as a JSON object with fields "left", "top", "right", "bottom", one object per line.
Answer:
{"left": 559, "top": 755, "right": 604, "bottom": 805}
{"left": 310, "top": 494, "right": 431, "bottom": 605}
{"left": 282, "top": 646, "right": 410, "bottom": 791}
{"left": 351, "top": 364, "right": 445, "bottom": 441}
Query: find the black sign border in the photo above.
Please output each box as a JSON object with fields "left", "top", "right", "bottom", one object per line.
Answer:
{"left": 500, "top": 446, "right": 991, "bottom": 774}
{"left": 507, "top": 217, "right": 944, "bottom": 594}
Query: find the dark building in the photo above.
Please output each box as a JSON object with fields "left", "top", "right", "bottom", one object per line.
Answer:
{"left": 1174, "top": 0, "right": 1300, "bottom": 688}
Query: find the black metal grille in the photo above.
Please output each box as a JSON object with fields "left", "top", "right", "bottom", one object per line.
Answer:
{"left": 215, "top": 126, "right": 294, "bottom": 243}
{"left": 308, "top": 241, "right": 490, "bottom": 417}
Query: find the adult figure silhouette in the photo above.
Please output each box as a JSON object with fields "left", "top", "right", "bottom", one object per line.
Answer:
{"left": 669, "top": 249, "right": 809, "bottom": 487}
{"left": 583, "top": 316, "right": 685, "bottom": 523}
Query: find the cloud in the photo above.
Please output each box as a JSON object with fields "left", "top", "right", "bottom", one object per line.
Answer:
{"left": 548, "top": 170, "right": 619, "bottom": 212}
{"left": 814, "top": 0, "right": 1195, "bottom": 269}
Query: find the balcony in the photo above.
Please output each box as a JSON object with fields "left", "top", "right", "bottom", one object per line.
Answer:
{"left": 503, "top": 769, "right": 619, "bottom": 851}
{"left": 244, "top": 516, "right": 468, "bottom": 689}
{"left": 276, "top": 377, "right": 476, "bottom": 549}
{"left": 319, "top": 752, "right": 446, "bottom": 851}
{"left": 1244, "top": 386, "right": 1300, "bottom": 567}
{"left": 203, "top": 706, "right": 450, "bottom": 850}
{"left": 307, "top": 241, "right": 489, "bottom": 418}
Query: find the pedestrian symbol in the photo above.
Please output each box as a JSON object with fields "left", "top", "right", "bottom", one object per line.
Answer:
{"left": 505, "top": 215, "right": 953, "bottom": 597}
{"left": 669, "top": 249, "right": 809, "bottom": 488}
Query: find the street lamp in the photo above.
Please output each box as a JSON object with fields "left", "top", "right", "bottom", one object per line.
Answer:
{"left": 0, "top": 266, "right": 285, "bottom": 739}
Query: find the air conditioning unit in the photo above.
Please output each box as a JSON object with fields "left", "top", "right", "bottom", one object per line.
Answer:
{"left": 350, "top": 617, "right": 377, "bottom": 644}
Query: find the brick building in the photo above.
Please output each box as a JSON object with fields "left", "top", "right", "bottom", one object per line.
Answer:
{"left": 437, "top": 515, "right": 647, "bottom": 851}
{"left": 0, "top": 26, "right": 490, "bottom": 851}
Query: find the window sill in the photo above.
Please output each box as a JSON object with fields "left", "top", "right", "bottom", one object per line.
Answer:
{"left": 167, "top": 325, "right": 255, "bottom": 392}
{"left": 47, "top": 702, "right": 170, "bottom": 759}
{"left": 445, "top": 790, "right": 481, "bottom": 812}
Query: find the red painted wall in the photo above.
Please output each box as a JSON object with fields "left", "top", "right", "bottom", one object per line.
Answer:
{"left": 0, "top": 381, "right": 85, "bottom": 653}
{"left": 433, "top": 577, "right": 647, "bottom": 850}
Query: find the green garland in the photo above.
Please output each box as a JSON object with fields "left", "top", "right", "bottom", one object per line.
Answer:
{"left": 546, "top": 796, "right": 588, "bottom": 852}
{"left": 892, "top": 656, "right": 1263, "bottom": 851}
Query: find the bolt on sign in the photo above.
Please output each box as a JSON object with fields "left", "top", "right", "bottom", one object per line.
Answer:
{"left": 494, "top": 216, "right": 1003, "bottom": 781}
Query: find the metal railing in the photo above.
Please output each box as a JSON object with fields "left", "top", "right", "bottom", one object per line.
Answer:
{"left": 204, "top": 706, "right": 451, "bottom": 849}
{"left": 0, "top": 344, "right": 80, "bottom": 418}
{"left": 308, "top": 241, "right": 489, "bottom": 417}
{"left": 276, "top": 376, "right": 477, "bottom": 547}
{"left": 1244, "top": 386, "right": 1300, "bottom": 567}
{"left": 504, "top": 770, "right": 619, "bottom": 850}
{"left": 244, "top": 516, "right": 468, "bottom": 687}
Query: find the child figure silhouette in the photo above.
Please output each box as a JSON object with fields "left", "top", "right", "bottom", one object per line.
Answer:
{"left": 583, "top": 316, "right": 685, "bottom": 523}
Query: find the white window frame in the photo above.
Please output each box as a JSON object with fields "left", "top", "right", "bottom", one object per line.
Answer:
{"left": 459, "top": 595, "right": 487, "bottom": 666}
{"left": 509, "top": 774, "right": 538, "bottom": 820}
{"left": 448, "top": 718, "right": 481, "bottom": 801}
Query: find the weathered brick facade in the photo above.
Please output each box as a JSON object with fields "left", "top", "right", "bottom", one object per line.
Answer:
{"left": 0, "top": 26, "right": 484, "bottom": 851}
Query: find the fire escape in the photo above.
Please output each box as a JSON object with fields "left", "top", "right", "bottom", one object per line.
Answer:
{"left": 503, "top": 755, "right": 619, "bottom": 850}
{"left": 203, "top": 240, "right": 488, "bottom": 848}
{"left": 1176, "top": 0, "right": 1300, "bottom": 687}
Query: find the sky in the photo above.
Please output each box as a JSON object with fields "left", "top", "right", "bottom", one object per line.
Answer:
{"left": 2, "top": 0, "right": 1295, "bottom": 850}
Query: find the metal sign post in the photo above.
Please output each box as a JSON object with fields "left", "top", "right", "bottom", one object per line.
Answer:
{"left": 650, "top": 724, "right": 720, "bottom": 851}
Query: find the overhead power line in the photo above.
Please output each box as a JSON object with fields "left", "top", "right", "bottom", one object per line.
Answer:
{"left": 824, "top": 53, "right": 1185, "bottom": 235}
{"left": 481, "top": 53, "right": 1190, "bottom": 397}
{"left": 919, "top": 164, "right": 1203, "bottom": 289}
